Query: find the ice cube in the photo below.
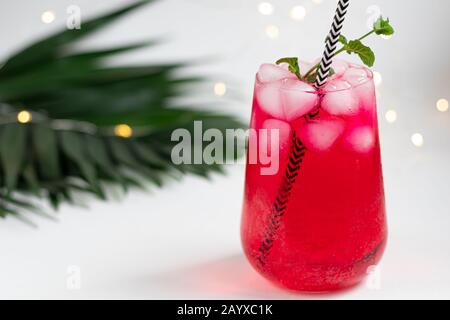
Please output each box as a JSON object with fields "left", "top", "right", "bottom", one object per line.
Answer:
{"left": 321, "top": 80, "right": 359, "bottom": 116}
{"left": 343, "top": 67, "right": 369, "bottom": 86}
{"left": 280, "top": 79, "right": 318, "bottom": 121}
{"left": 297, "top": 119, "right": 344, "bottom": 152}
{"left": 342, "top": 66, "right": 377, "bottom": 111}
{"left": 354, "top": 79, "right": 376, "bottom": 111}
{"left": 332, "top": 59, "right": 349, "bottom": 76}
{"left": 255, "top": 82, "right": 285, "bottom": 119}
{"left": 345, "top": 126, "right": 375, "bottom": 153}
{"left": 324, "top": 79, "right": 352, "bottom": 92}
{"left": 260, "top": 119, "right": 292, "bottom": 156}
{"left": 257, "top": 64, "right": 296, "bottom": 83}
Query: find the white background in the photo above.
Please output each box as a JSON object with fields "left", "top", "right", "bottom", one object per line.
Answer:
{"left": 0, "top": 0, "right": 449, "bottom": 299}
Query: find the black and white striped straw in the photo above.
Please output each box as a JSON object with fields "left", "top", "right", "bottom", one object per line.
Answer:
{"left": 254, "top": 0, "right": 352, "bottom": 272}
{"left": 315, "top": 0, "right": 350, "bottom": 88}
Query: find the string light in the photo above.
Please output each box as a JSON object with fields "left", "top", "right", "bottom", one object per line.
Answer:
{"left": 17, "top": 111, "right": 32, "bottom": 124}
{"left": 265, "top": 25, "right": 279, "bottom": 39}
{"left": 436, "top": 98, "right": 449, "bottom": 112}
{"left": 214, "top": 82, "right": 227, "bottom": 97}
{"left": 114, "top": 124, "right": 133, "bottom": 138}
{"left": 411, "top": 133, "right": 424, "bottom": 148}
{"left": 290, "top": 6, "right": 306, "bottom": 21}
{"left": 385, "top": 110, "right": 397, "bottom": 123}
{"left": 258, "top": 2, "right": 274, "bottom": 16}
{"left": 373, "top": 71, "right": 383, "bottom": 87}
{"left": 41, "top": 11, "right": 56, "bottom": 24}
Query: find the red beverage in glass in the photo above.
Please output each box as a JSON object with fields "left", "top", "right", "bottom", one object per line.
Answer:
{"left": 241, "top": 61, "right": 387, "bottom": 292}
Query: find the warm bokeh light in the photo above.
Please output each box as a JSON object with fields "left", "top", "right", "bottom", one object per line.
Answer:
{"left": 373, "top": 71, "right": 383, "bottom": 87}
{"left": 214, "top": 82, "right": 227, "bottom": 97}
{"left": 114, "top": 124, "right": 133, "bottom": 138}
{"left": 265, "top": 25, "right": 279, "bottom": 39}
{"left": 385, "top": 110, "right": 397, "bottom": 123}
{"left": 258, "top": 2, "right": 274, "bottom": 16}
{"left": 290, "top": 5, "right": 306, "bottom": 21}
{"left": 411, "top": 133, "right": 424, "bottom": 147}
{"left": 436, "top": 98, "right": 449, "bottom": 112}
{"left": 17, "top": 111, "right": 32, "bottom": 124}
{"left": 41, "top": 10, "right": 56, "bottom": 24}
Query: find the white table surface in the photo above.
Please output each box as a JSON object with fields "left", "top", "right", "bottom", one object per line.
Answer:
{"left": 0, "top": 0, "right": 449, "bottom": 299}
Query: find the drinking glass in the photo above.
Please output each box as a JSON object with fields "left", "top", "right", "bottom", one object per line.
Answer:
{"left": 241, "top": 62, "right": 387, "bottom": 292}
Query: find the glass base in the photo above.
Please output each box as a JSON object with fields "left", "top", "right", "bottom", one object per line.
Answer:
{"left": 245, "top": 239, "right": 386, "bottom": 293}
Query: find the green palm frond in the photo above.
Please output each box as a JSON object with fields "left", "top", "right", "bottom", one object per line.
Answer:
{"left": 0, "top": 0, "right": 245, "bottom": 221}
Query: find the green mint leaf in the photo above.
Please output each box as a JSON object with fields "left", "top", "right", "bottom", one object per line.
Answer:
{"left": 276, "top": 57, "right": 301, "bottom": 79}
{"left": 304, "top": 72, "right": 317, "bottom": 84}
{"left": 338, "top": 35, "right": 348, "bottom": 45}
{"left": 373, "top": 17, "right": 394, "bottom": 36}
{"left": 345, "top": 40, "right": 375, "bottom": 67}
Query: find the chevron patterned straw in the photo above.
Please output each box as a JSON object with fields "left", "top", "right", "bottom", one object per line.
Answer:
{"left": 315, "top": 0, "right": 350, "bottom": 88}
{"left": 255, "top": 0, "right": 351, "bottom": 272}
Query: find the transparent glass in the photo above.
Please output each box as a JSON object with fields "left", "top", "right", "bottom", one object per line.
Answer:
{"left": 241, "top": 64, "right": 387, "bottom": 292}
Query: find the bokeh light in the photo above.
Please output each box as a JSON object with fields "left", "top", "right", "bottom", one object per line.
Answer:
{"left": 41, "top": 10, "right": 55, "bottom": 24}
{"left": 411, "top": 133, "right": 424, "bottom": 148}
{"left": 258, "top": 2, "right": 274, "bottom": 16}
{"left": 436, "top": 98, "right": 449, "bottom": 112}
{"left": 290, "top": 6, "right": 306, "bottom": 21}
{"left": 114, "top": 124, "right": 133, "bottom": 138}
{"left": 373, "top": 71, "right": 383, "bottom": 87}
{"left": 385, "top": 110, "right": 397, "bottom": 123}
{"left": 214, "top": 82, "right": 227, "bottom": 97}
{"left": 265, "top": 25, "right": 279, "bottom": 39}
{"left": 17, "top": 111, "right": 32, "bottom": 124}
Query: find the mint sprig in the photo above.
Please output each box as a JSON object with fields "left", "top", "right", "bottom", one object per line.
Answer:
{"left": 374, "top": 17, "right": 394, "bottom": 35}
{"left": 276, "top": 57, "right": 302, "bottom": 80}
{"left": 343, "top": 40, "right": 375, "bottom": 67}
{"left": 278, "top": 16, "right": 394, "bottom": 83}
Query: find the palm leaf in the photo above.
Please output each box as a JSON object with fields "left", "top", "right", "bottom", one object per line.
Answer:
{"left": 0, "top": 1, "right": 245, "bottom": 221}
{"left": 0, "top": 0, "right": 154, "bottom": 76}
{"left": 0, "top": 124, "right": 27, "bottom": 191}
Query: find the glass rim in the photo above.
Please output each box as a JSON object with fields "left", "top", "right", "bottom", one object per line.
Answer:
{"left": 255, "top": 68, "right": 374, "bottom": 94}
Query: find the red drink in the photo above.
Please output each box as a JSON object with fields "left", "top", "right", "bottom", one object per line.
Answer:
{"left": 241, "top": 61, "right": 387, "bottom": 292}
